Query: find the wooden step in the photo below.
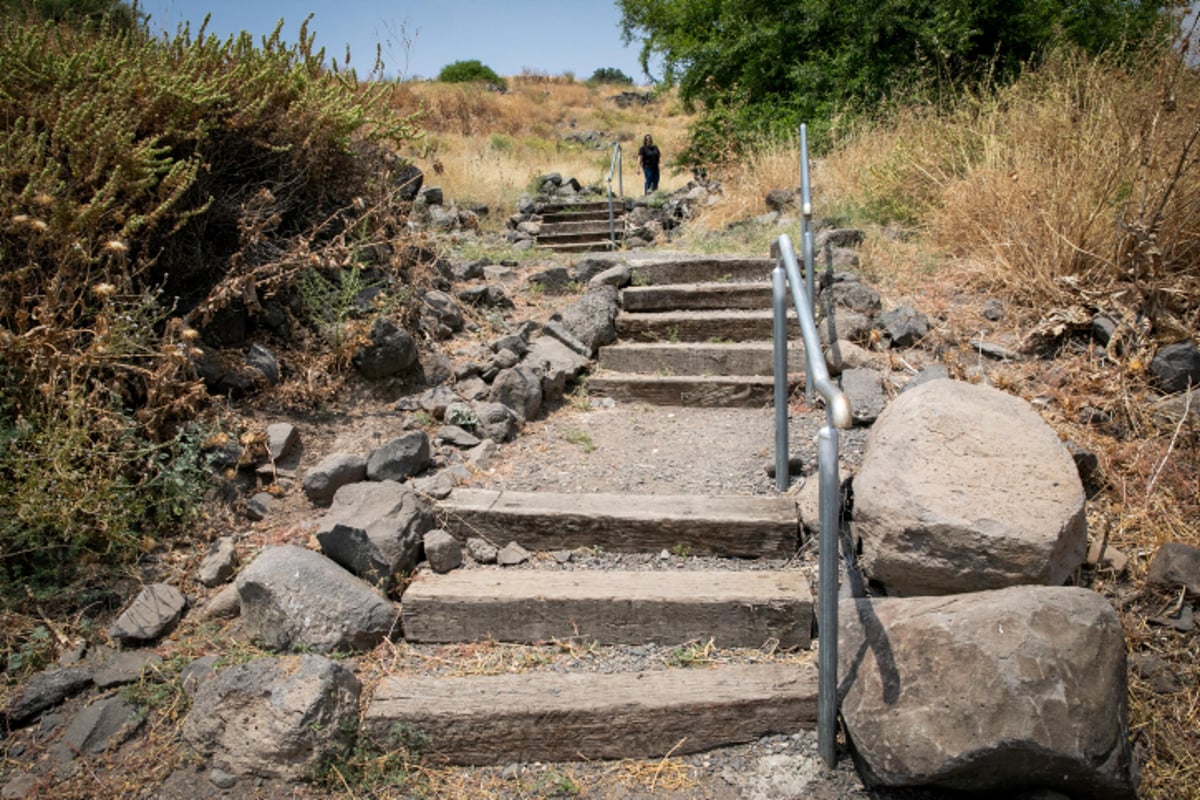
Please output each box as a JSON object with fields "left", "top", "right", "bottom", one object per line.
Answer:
{"left": 437, "top": 490, "right": 799, "bottom": 558}
{"left": 598, "top": 341, "right": 806, "bottom": 376}
{"left": 622, "top": 282, "right": 773, "bottom": 312}
{"left": 401, "top": 569, "right": 812, "bottom": 647}
{"left": 364, "top": 661, "right": 818, "bottom": 765}
{"left": 587, "top": 372, "right": 787, "bottom": 407}
{"left": 625, "top": 255, "right": 775, "bottom": 285}
{"left": 617, "top": 309, "right": 798, "bottom": 343}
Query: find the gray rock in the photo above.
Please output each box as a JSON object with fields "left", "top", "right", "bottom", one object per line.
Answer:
{"left": 1, "top": 773, "right": 38, "bottom": 799}
{"left": 352, "top": 318, "right": 418, "bottom": 380}
{"left": 839, "top": 586, "right": 1136, "bottom": 800}
{"left": 853, "top": 380, "right": 1087, "bottom": 596}
{"left": 497, "top": 541, "right": 531, "bottom": 566}
{"left": 108, "top": 583, "right": 186, "bottom": 644}
{"left": 826, "top": 281, "right": 881, "bottom": 313}
{"left": 901, "top": 365, "right": 950, "bottom": 393}
{"left": 489, "top": 366, "right": 543, "bottom": 423}
{"left": 473, "top": 401, "right": 520, "bottom": 443}
{"left": 437, "top": 425, "right": 481, "bottom": 448}
{"left": 302, "top": 453, "right": 368, "bottom": 506}
{"left": 201, "top": 583, "right": 241, "bottom": 620}
{"left": 1146, "top": 541, "right": 1200, "bottom": 596}
{"left": 246, "top": 343, "right": 279, "bottom": 386}
{"left": 764, "top": 188, "right": 797, "bottom": 211}
{"left": 181, "top": 654, "right": 360, "bottom": 781}
{"left": 316, "top": 480, "right": 433, "bottom": 588}
{"left": 839, "top": 368, "right": 887, "bottom": 426}
{"left": 541, "top": 319, "right": 593, "bottom": 358}
{"left": 455, "top": 375, "right": 491, "bottom": 402}
{"left": 559, "top": 285, "right": 619, "bottom": 356}
{"left": 814, "top": 228, "right": 864, "bottom": 250}
{"left": 61, "top": 695, "right": 142, "bottom": 756}
{"left": 180, "top": 655, "right": 219, "bottom": 697}
{"left": 421, "top": 290, "right": 465, "bottom": 337}
{"left": 92, "top": 649, "right": 163, "bottom": 689}
{"left": 467, "top": 439, "right": 501, "bottom": 471}
{"left": 466, "top": 537, "right": 498, "bottom": 564}
{"left": 527, "top": 266, "right": 573, "bottom": 295}
{"left": 1151, "top": 387, "right": 1199, "bottom": 426}
{"left": 197, "top": 537, "right": 238, "bottom": 587}
{"left": 458, "top": 284, "right": 513, "bottom": 309}
{"left": 246, "top": 492, "right": 276, "bottom": 521}
{"left": 367, "top": 431, "right": 431, "bottom": 482}
{"left": 236, "top": 545, "right": 397, "bottom": 653}
{"left": 1150, "top": 341, "right": 1200, "bottom": 393}
{"left": 3, "top": 668, "right": 92, "bottom": 727}
{"left": 411, "top": 470, "right": 456, "bottom": 500}
{"left": 419, "top": 185, "right": 443, "bottom": 205}
{"left": 876, "top": 306, "right": 929, "bottom": 348}
{"left": 971, "top": 337, "right": 1023, "bottom": 361}
{"left": 982, "top": 298, "right": 1006, "bottom": 321}
{"left": 819, "top": 310, "right": 874, "bottom": 346}
{"left": 391, "top": 162, "right": 423, "bottom": 202}
{"left": 423, "top": 529, "right": 463, "bottom": 574}
{"left": 59, "top": 695, "right": 141, "bottom": 758}
{"left": 823, "top": 339, "right": 876, "bottom": 376}
{"left": 525, "top": 336, "right": 590, "bottom": 391}
{"left": 264, "top": 423, "right": 298, "bottom": 462}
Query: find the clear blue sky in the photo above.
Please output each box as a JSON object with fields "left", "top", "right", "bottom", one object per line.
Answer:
{"left": 136, "top": 1, "right": 650, "bottom": 82}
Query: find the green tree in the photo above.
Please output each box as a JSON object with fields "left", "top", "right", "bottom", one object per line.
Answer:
{"left": 618, "top": 0, "right": 1174, "bottom": 165}
{"left": 589, "top": 66, "right": 635, "bottom": 84}
{"left": 437, "top": 58, "right": 507, "bottom": 89}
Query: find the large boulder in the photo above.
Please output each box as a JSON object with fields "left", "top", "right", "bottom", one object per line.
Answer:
{"left": 302, "top": 453, "right": 368, "bottom": 506}
{"left": 366, "top": 431, "right": 431, "bottom": 482}
{"left": 235, "top": 546, "right": 397, "bottom": 653}
{"left": 182, "top": 654, "right": 360, "bottom": 781}
{"left": 316, "top": 480, "right": 433, "bottom": 587}
{"left": 489, "top": 365, "right": 543, "bottom": 422}
{"left": 839, "top": 586, "right": 1136, "bottom": 800}
{"left": 559, "top": 285, "right": 618, "bottom": 356}
{"left": 852, "top": 379, "right": 1086, "bottom": 596}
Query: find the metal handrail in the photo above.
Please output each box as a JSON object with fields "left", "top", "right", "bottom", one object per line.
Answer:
{"left": 605, "top": 142, "right": 623, "bottom": 250}
{"left": 769, "top": 124, "right": 851, "bottom": 771}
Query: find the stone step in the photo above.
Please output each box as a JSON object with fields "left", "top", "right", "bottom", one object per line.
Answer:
{"left": 437, "top": 489, "right": 799, "bottom": 558}
{"left": 401, "top": 569, "right": 812, "bottom": 648}
{"left": 617, "top": 309, "right": 799, "bottom": 343}
{"left": 539, "top": 219, "right": 624, "bottom": 236}
{"left": 598, "top": 341, "right": 806, "bottom": 376}
{"left": 537, "top": 240, "right": 618, "bottom": 254}
{"left": 540, "top": 206, "right": 620, "bottom": 224}
{"left": 625, "top": 254, "right": 775, "bottom": 285}
{"left": 364, "top": 661, "right": 818, "bottom": 765}
{"left": 587, "top": 372, "right": 787, "bottom": 407}
{"left": 622, "top": 281, "right": 773, "bottom": 312}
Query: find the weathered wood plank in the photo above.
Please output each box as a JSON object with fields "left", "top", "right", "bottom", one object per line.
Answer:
{"left": 617, "top": 310, "right": 799, "bottom": 343}
{"left": 437, "top": 490, "right": 799, "bottom": 558}
{"left": 364, "top": 662, "right": 818, "bottom": 765}
{"left": 622, "top": 282, "right": 773, "bottom": 312}
{"left": 598, "top": 342, "right": 805, "bottom": 376}
{"left": 586, "top": 374, "right": 786, "bottom": 407}
{"left": 624, "top": 255, "right": 776, "bottom": 285}
{"left": 401, "top": 569, "right": 813, "bottom": 648}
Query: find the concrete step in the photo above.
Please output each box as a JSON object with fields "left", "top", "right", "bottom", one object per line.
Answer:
{"left": 540, "top": 206, "right": 620, "bottom": 224}
{"left": 598, "top": 341, "right": 806, "bottom": 376}
{"left": 625, "top": 254, "right": 775, "bottom": 285}
{"left": 437, "top": 489, "right": 799, "bottom": 558}
{"left": 622, "top": 281, "right": 773, "bottom": 312}
{"left": 537, "top": 240, "right": 618, "bottom": 253}
{"left": 617, "top": 309, "right": 798, "bottom": 343}
{"left": 364, "top": 661, "right": 818, "bottom": 765}
{"left": 539, "top": 219, "right": 624, "bottom": 236}
{"left": 587, "top": 372, "right": 789, "bottom": 407}
{"left": 401, "top": 569, "right": 812, "bottom": 648}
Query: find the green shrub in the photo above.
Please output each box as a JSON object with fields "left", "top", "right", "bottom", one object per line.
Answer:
{"left": 589, "top": 67, "right": 634, "bottom": 85}
{"left": 437, "top": 59, "right": 507, "bottom": 90}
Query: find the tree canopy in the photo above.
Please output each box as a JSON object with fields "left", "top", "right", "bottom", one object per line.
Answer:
{"left": 437, "top": 59, "right": 507, "bottom": 89}
{"left": 618, "top": 0, "right": 1174, "bottom": 164}
{"left": 0, "top": 0, "right": 141, "bottom": 29}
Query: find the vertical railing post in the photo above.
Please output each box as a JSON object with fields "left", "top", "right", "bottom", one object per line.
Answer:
{"left": 817, "top": 425, "right": 840, "bottom": 768}
{"left": 772, "top": 263, "right": 789, "bottom": 492}
{"left": 800, "top": 124, "right": 816, "bottom": 406}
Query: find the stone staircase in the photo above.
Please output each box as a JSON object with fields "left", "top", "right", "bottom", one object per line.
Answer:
{"left": 364, "top": 253, "right": 822, "bottom": 765}
{"left": 535, "top": 199, "right": 625, "bottom": 253}
{"left": 590, "top": 254, "right": 806, "bottom": 407}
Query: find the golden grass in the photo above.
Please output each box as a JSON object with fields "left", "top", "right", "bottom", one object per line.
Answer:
{"left": 386, "top": 79, "right": 695, "bottom": 228}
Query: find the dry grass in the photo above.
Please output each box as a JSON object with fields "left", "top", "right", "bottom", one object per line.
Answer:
{"left": 385, "top": 79, "right": 695, "bottom": 227}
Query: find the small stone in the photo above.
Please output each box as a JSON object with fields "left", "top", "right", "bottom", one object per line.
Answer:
{"left": 497, "top": 542, "right": 530, "bottom": 566}
{"left": 93, "top": 650, "right": 163, "bottom": 689}
{"left": 108, "top": 583, "right": 186, "bottom": 644}
{"left": 658, "top": 549, "right": 671, "bottom": 561}
{"left": 246, "top": 492, "right": 276, "bottom": 521}
{"left": 1146, "top": 541, "right": 1200, "bottom": 597}
{"left": 209, "top": 768, "right": 238, "bottom": 789}
{"left": 197, "top": 537, "right": 238, "bottom": 587}
{"left": 423, "top": 530, "right": 463, "bottom": 574}
{"left": 552, "top": 550, "right": 573, "bottom": 564}
{"left": 467, "top": 538, "right": 498, "bottom": 564}
{"left": 265, "top": 423, "right": 299, "bottom": 461}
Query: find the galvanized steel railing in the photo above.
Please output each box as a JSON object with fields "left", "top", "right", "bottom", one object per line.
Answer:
{"left": 770, "top": 123, "right": 851, "bottom": 770}
{"left": 605, "top": 142, "right": 623, "bottom": 250}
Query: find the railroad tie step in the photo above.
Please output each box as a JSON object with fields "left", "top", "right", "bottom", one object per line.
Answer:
{"left": 401, "top": 569, "right": 813, "bottom": 648}
{"left": 437, "top": 490, "right": 800, "bottom": 559}
{"left": 364, "top": 661, "right": 818, "bottom": 765}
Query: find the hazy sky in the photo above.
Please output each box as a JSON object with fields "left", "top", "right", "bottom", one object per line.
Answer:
{"left": 136, "top": 0, "right": 650, "bottom": 81}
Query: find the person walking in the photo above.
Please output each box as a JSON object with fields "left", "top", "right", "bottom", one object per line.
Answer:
{"left": 637, "top": 134, "right": 661, "bottom": 195}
